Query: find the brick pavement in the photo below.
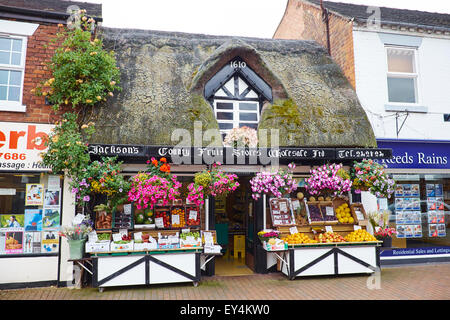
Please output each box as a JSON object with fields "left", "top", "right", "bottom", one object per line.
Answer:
{"left": 0, "top": 263, "right": 449, "bottom": 300}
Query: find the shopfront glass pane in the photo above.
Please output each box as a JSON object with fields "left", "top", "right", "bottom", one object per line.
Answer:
{"left": 387, "top": 77, "right": 416, "bottom": 103}
{"left": 383, "top": 174, "right": 450, "bottom": 249}
{"left": 216, "top": 102, "right": 233, "bottom": 110}
{"left": 239, "top": 102, "right": 257, "bottom": 111}
{"left": 0, "top": 173, "right": 62, "bottom": 256}
{"left": 11, "top": 52, "right": 21, "bottom": 65}
{"left": 12, "top": 39, "right": 22, "bottom": 52}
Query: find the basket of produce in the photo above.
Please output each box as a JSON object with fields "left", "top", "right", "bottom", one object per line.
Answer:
{"left": 333, "top": 197, "right": 356, "bottom": 225}
{"left": 170, "top": 206, "right": 186, "bottom": 228}
{"left": 306, "top": 202, "right": 324, "bottom": 225}
{"left": 185, "top": 205, "right": 201, "bottom": 227}
{"left": 94, "top": 204, "right": 113, "bottom": 230}
{"left": 154, "top": 207, "right": 171, "bottom": 229}
{"left": 350, "top": 203, "right": 368, "bottom": 226}
{"left": 319, "top": 201, "right": 338, "bottom": 224}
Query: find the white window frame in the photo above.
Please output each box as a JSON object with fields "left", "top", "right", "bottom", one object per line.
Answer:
{"left": 213, "top": 99, "right": 260, "bottom": 136}
{"left": 0, "top": 19, "right": 39, "bottom": 113}
{"left": 385, "top": 45, "right": 420, "bottom": 106}
{"left": 0, "top": 34, "right": 28, "bottom": 112}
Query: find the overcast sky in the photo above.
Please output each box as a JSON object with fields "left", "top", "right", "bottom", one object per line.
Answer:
{"left": 81, "top": 0, "right": 450, "bottom": 38}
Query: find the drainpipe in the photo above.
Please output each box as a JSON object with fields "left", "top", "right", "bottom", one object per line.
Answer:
{"left": 320, "top": 0, "right": 331, "bottom": 55}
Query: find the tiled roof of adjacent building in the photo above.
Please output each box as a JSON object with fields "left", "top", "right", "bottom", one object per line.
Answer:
{"left": 306, "top": 0, "right": 450, "bottom": 31}
{"left": 0, "top": 0, "right": 102, "bottom": 19}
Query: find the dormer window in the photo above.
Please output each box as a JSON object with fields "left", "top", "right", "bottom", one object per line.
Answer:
{"left": 205, "top": 57, "right": 272, "bottom": 138}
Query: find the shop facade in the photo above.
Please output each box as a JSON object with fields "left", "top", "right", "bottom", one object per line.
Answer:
{"left": 376, "top": 139, "right": 450, "bottom": 265}
{"left": 0, "top": 0, "right": 102, "bottom": 288}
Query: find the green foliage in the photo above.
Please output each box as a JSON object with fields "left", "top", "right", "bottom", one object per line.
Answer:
{"left": 33, "top": 10, "right": 121, "bottom": 111}
{"left": 41, "top": 112, "right": 95, "bottom": 178}
{"left": 70, "top": 156, "right": 131, "bottom": 210}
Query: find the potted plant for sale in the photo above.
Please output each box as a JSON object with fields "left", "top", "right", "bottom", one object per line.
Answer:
{"left": 350, "top": 159, "right": 396, "bottom": 198}
{"left": 368, "top": 210, "right": 397, "bottom": 247}
{"left": 304, "top": 163, "right": 352, "bottom": 199}
{"left": 250, "top": 163, "right": 298, "bottom": 200}
{"left": 58, "top": 215, "right": 93, "bottom": 260}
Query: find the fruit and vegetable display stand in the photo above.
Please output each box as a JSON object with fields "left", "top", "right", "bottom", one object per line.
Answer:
{"left": 262, "top": 196, "right": 382, "bottom": 280}
{"left": 84, "top": 201, "right": 221, "bottom": 291}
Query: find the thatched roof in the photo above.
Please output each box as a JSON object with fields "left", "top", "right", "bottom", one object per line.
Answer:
{"left": 89, "top": 27, "right": 376, "bottom": 148}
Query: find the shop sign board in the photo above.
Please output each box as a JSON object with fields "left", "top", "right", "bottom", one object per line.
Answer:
{"left": 89, "top": 144, "right": 392, "bottom": 164}
{"left": 0, "top": 122, "right": 54, "bottom": 171}
{"left": 380, "top": 246, "right": 450, "bottom": 257}
{"left": 376, "top": 139, "right": 450, "bottom": 169}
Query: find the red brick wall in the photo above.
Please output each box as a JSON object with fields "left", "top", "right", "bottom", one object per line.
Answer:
{"left": 0, "top": 21, "right": 70, "bottom": 124}
{"left": 274, "top": 0, "right": 356, "bottom": 88}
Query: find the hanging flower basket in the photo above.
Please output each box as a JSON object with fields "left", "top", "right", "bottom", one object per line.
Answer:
{"left": 304, "top": 163, "right": 352, "bottom": 198}
{"left": 250, "top": 163, "right": 298, "bottom": 200}
{"left": 350, "top": 159, "right": 396, "bottom": 198}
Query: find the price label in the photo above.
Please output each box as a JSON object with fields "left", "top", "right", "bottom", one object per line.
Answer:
{"left": 172, "top": 214, "right": 180, "bottom": 225}
{"left": 353, "top": 225, "right": 361, "bottom": 230}
{"left": 182, "top": 228, "right": 190, "bottom": 233}
{"left": 355, "top": 210, "right": 364, "bottom": 221}
{"left": 279, "top": 202, "right": 288, "bottom": 212}
{"left": 112, "top": 233, "right": 122, "bottom": 242}
{"left": 123, "top": 204, "right": 132, "bottom": 215}
{"left": 375, "top": 226, "right": 381, "bottom": 233}
{"left": 189, "top": 210, "right": 197, "bottom": 220}
{"left": 325, "top": 207, "right": 334, "bottom": 216}
{"left": 325, "top": 226, "right": 333, "bottom": 233}
{"left": 134, "top": 232, "right": 142, "bottom": 241}
{"left": 291, "top": 200, "right": 300, "bottom": 210}
{"left": 155, "top": 217, "right": 164, "bottom": 228}
{"left": 72, "top": 213, "right": 85, "bottom": 225}
{"left": 289, "top": 226, "right": 298, "bottom": 235}
{"left": 88, "top": 231, "right": 98, "bottom": 242}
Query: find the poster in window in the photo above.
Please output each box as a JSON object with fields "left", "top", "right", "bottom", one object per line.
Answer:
{"left": 413, "top": 224, "right": 422, "bottom": 238}
{"left": 41, "top": 231, "right": 59, "bottom": 253}
{"left": 395, "top": 198, "right": 404, "bottom": 211}
{"left": 435, "top": 197, "right": 444, "bottom": 211}
{"left": 24, "top": 209, "right": 43, "bottom": 231}
{"left": 396, "top": 211, "right": 404, "bottom": 224}
{"left": 5, "top": 231, "right": 23, "bottom": 254}
{"left": 429, "top": 224, "right": 438, "bottom": 237}
{"left": 428, "top": 211, "right": 437, "bottom": 224}
{"left": 395, "top": 185, "right": 403, "bottom": 197}
{"left": 411, "top": 184, "right": 420, "bottom": 197}
{"left": 0, "top": 231, "right": 5, "bottom": 254}
{"left": 427, "top": 198, "right": 436, "bottom": 210}
{"left": 435, "top": 184, "right": 443, "bottom": 197}
{"left": 402, "top": 184, "right": 411, "bottom": 197}
{"left": 25, "top": 184, "right": 44, "bottom": 206}
{"left": 426, "top": 184, "right": 435, "bottom": 197}
{"left": 404, "top": 225, "right": 414, "bottom": 238}
{"left": 0, "top": 214, "right": 24, "bottom": 228}
{"left": 437, "top": 224, "right": 446, "bottom": 237}
{"left": 396, "top": 225, "right": 405, "bottom": 238}
{"left": 42, "top": 208, "right": 60, "bottom": 230}
{"left": 44, "top": 189, "right": 60, "bottom": 207}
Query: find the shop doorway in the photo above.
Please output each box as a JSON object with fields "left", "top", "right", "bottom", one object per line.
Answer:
{"left": 214, "top": 176, "right": 255, "bottom": 276}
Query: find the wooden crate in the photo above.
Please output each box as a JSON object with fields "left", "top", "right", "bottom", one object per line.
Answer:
{"left": 306, "top": 201, "right": 324, "bottom": 225}
{"left": 319, "top": 201, "right": 338, "bottom": 225}
{"left": 333, "top": 197, "right": 358, "bottom": 225}
{"left": 350, "top": 203, "right": 369, "bottom": 226}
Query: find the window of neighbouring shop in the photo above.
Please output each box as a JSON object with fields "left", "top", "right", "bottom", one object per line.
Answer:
{"left": 378, "top": 173, "right": 450, "bottom": 249}
{"left": 0, "top": 172, "right": 63, "bottom": 256}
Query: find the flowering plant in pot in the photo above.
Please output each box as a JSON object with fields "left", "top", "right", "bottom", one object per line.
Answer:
{"left": 368, "top": 210, "right": 396, "bottom": 246}
{"left": 257, "top": 229, "right": 281, "bottom": 243}
{"left": 127, "top": 157, "right": 182, "bottom": 210}
{"left": 223, "top": 126, "right": 258, "bottom": 148}
{"left": 250, "top": 163, "right": 298, "bottom": 201}
{"left": 186, "top": 163, "right": 239, "bottom": 206}
{"left": 304, "top": 163, "right": 352, "bottom": 199}
{"left": 58, "top": 215, "right": 93, "bottom": 260}
{"left": 350, "top": 159, "right": 396, "bottom": 198}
